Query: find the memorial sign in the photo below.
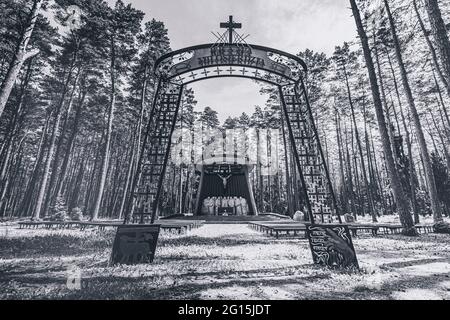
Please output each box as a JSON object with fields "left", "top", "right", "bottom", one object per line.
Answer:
{"left": 306, "top": 224, "right": 359, "bottom": 269}
{"left": 110, "top": 224, "right": 160, "bottom": 265}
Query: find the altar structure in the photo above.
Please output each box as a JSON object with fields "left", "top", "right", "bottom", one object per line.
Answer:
{"left": 194, "top": 154, "right": 258, "bottom": 216}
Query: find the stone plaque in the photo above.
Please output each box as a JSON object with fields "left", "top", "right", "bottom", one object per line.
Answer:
{"left": 110, "top": 224, "right": 160, "bottom": 265}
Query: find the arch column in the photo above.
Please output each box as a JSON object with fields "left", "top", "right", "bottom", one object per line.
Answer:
{"left": 279, "top": 81, "right": 340, "bottom": 224}
{"left": 125, "top": 80, "right": 183, "bottom": 223}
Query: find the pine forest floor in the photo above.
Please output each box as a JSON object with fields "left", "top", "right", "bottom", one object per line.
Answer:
{"left": 0, "top": 217, "right": 450, "bottom": 300}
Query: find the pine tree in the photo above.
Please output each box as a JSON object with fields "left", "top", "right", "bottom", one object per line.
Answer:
{"left": 423, "top": 0, "right": 450, "bottom": 95}
{"left": 90, "top": 0, "right": 144, "bottom": 220}
{"left": 50, "top": 195, "right": 68, "bottom": 222}
{"left": 383, "top": 0, "right": 445, "bottom": 227}
{"left": 349, "top": 0, "right": 416, "bottom": 235}
{"left": 0, "top": 0, "right": 42, "bottom": 118}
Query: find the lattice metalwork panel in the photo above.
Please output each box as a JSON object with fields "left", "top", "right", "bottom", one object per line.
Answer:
{"left": 281, "top": 83, "right": 334, "bottom": 223}
{"left": 133, "top": 82, "right": 183, "bottom": 219}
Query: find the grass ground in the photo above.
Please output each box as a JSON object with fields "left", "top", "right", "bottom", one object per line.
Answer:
{"left": 0, "top": 220, "right": 450, "bottom": 300}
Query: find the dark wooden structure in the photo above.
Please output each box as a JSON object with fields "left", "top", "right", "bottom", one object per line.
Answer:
{"left": 194, "top": 159, "right": 258, "bottom": 216}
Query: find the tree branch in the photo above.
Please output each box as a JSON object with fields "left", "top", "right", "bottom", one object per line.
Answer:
{"left": 24, "top": 48, "right": 39, "bottom": 60}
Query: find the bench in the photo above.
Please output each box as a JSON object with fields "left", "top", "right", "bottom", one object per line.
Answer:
{"left": 78, "top": 221, "right": 204, "bottom": 233}
{"left": 18, "top": 219, "right": 205, "bottom": 234}
{"left": 374, "top": 224, "right": 404, "bottom": 234}
{"left": 249, "top": 221, "right": 433, "bottom": 239}
{"left": 414, "top": 224, "right": 434, "bottom": 234}
{"left": 248, "top": 221, "right": 301, "bottom": 232}
{"left": 19, "top": 221, "right": 77, "bottom": 229}
{"left": 270, "top": 225, "right": 307, "bottom": 239}
{"left": 349, "top": 223, "right": 432, "bottom": 235}
{"left": 348, "top": 225, "right": 379, "bottom": 237}
{"left": 19, "top": 221, "right": 43, "bottom": 229}
{"left": 248, "top": 221, "right": 308, "bottom": 238}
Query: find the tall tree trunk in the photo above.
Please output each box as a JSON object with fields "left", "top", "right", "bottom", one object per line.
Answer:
{"left": 256, "top": 128, "right": 264, "bottom": 211}
{"left": 370, "top": 128, "right": 388, "bottom": 215}
{"left": 350, "top": 0, "right": 416, "bottom": 234}
{"left": 182, "top": 168, "right": 191, "bottom": 213}
{"left": 84, "top": 133, "right": 103, "bottom": 215}
{"left": 32, "top": 64, "right": 77, "bottom": 219}
{"left": 344, "top": 123, "right": 357, "bottom": 218}
{"left": 19, "top": 112, "right": 51, "bottom": 217}
{"left": 1, "top": 145, "right": 25, "bottom": 216}
{"left": 335, "top": 107, "right": 347, "bottom": 214}
{"left": 385, "top": 47, "right": 419, "bottom": 222}
{"left": 0, "top": 0, "right": 41, "bottom": 117}
{"left": 122, "top": 69, "right": 150, "bottom": 222}
{"left": 0, "top": 58, "right": 33, "bottom": 182}
{"left": 429, "top": 111, "right": 450, "bottom": 169}
{"left": 424, "top": 116, "right": 439, "bottom": 155}
{"left": 432, "top": 68, "right": 450, "bottom": 130}
{"left": 91, "top": 37, "right": 116, "bottom": 220}
{"left": 280, "top": 112, "right": 293, "bottom": 216}
{"left": 266, "top": 129, "right": 272, "bottom": 212}
{"left": 118, "top": 131, "right": 136, "bottom": 220}
{"left": 424, "top": 0, "right": 450, "bottom": 95}
{"left": 343, "top": 66, "right": 376, "bottom": 221}
{"left": 32, "top": 112, "right": 61, "bottom": 219}
{"left": 350, "top": 123, "right": 363, "bottom": 216}
{"left": 384, "top": 0, "right": 443, "bottom": 225}
{"left": 414, "top": 0, "right": 449, "bottom": 93}
{"left": 0, "top": 134, "right": 27, "bottom": 215}
{"left": 43, "top": 67, "right": 80, "bottom": 213}
{"left": 68, "top": 157, "right": 85, "bottom": 212}
{"left": 375, "top": 44, "right": 397, "bottom": 170}
{"left": 53, "top": 87, "right": 86, "bottom": 199}
{"left": 178, "top": 167, "right": 184, "bottom": 214}
{"left": 107, "top": 149, "right": 123, "bottom": 217}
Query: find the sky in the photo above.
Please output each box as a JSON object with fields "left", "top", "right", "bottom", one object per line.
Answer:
{"left": 108, "top": 0, "right": 358, "bottom": 122}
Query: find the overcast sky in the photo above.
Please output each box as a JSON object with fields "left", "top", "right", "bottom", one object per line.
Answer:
{"left": 111, "top": 0, "right": 358, "bottom": 122}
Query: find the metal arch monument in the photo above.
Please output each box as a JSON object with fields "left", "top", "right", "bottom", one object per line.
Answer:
{"left": 120, "top": 16, "right": 359, "bottom": 269}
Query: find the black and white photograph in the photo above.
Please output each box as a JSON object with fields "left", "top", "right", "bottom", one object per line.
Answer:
{"left": 0, "top": 0, "right": 450, "bottom": 306}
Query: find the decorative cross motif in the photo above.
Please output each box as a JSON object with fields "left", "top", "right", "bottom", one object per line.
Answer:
{"left": 189, "top": 71, "right": 197, "bottom": 79}
{"left": 214, "top": 67, "right": 222, "bottom": 75}
{"left": 220, "top": 15, "right": 242, "bottom": 44}
{"left": 201, "top": 69, "right": 210, "bottom": 77}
